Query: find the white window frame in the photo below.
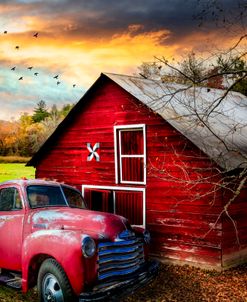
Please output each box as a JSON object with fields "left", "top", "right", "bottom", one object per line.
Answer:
{"left": 114, "top": 124, "right": 146, "bottom": 185}
{"left": 82, "top": 185, "right": 146, "bottom": 228}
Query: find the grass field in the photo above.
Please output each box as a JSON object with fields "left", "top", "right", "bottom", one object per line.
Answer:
{"left": 0, "top": 286, "right": 37, "bottom": 302}
{"left": 0, "top": 163, "right": 35, "bottom": 182}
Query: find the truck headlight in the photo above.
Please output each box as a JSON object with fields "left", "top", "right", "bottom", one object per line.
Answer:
{"left": 143, "top": 230, "right": 151, "bottom": 244}
{"left": 82, "top": 236, "right": 96, "bottom": 258}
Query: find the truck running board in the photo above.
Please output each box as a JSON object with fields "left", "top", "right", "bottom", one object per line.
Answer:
{"left": 0, "top": 272, "right": 22, "bottom": 289}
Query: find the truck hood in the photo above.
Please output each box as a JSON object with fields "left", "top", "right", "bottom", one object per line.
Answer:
{"left": 28, "top": 207, "right": 129, "bottom": 240}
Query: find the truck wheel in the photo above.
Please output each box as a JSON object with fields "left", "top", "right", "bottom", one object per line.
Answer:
{"left": 37, "top": 258, "right": 75, "bottom": 302}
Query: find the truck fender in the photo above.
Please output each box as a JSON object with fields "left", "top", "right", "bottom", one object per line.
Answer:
{"left": 22, "top": 229, "right": 85, "bottom": 295}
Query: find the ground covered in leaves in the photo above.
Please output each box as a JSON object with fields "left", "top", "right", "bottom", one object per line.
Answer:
{"left": 0, "top": 263, "right": 247, "bottom": 301}
{"left": 123, "top": 263, "right": 247, "bottom": 302}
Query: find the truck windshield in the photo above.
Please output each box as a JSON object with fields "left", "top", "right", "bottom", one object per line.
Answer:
{"left": 61, "top": 185, "right": 87, "bottom": 209}
{"left": 27, "top": 185, "right": 86, "bottom": 209}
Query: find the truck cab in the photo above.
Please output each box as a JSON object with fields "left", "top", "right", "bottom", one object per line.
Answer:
{"left": 0, "top": 179, "right": 158, "bottom": 301}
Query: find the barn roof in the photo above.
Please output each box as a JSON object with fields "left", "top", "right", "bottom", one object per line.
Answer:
{"left": 27, "top": 72, "right": 247, "bottom": 171}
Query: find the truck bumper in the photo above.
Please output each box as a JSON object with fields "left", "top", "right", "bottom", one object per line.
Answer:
{"left": 79, "top": 260, "right": 159, "bottom": 302}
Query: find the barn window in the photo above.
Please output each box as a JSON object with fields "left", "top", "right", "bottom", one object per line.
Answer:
{"left": 114, "top": 124, "right": 146, "bottom": 185}
{"left": 82, "top": 185, "right": 145, "bottom": 227}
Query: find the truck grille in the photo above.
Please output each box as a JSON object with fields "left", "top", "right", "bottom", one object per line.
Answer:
{"left": 97, "top": 230, "right": 145, "bottom": 282}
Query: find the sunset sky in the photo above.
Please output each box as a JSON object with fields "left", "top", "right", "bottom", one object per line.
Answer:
{"left": 0, "top": 0, "right": 246, "bottom": 120}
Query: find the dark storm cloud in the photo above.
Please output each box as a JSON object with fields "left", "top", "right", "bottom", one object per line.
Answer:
{"left": 1, "top": 0, "right": 245, "bottom": 42}
{"left": 31, "top": 0, "right": 246, "bottom": 37}
{"left": 41, "top": 0, "right": 202, "bottom": 40}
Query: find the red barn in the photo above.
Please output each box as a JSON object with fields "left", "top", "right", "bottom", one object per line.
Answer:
{"left": 28, "top": 73, "right": 247, "bottom": 270}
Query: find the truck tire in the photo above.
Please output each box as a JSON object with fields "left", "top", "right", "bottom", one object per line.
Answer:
{"left": 37, "top": 258, "right": 75, "bottom": 302}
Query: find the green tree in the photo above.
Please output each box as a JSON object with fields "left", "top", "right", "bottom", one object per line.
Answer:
{"left": 60, "top": 104, "right": 74, "bottom": 117}
{"left": 216, "top": 55, "right": 247, "bottom": 95}
{"left": 32, "top": 100, "right": 50, "bottom": 123}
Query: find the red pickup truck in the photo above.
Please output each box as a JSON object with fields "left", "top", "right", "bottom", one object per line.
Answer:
{"left": 0, "top": 179, "right": 158, "bottom": 301}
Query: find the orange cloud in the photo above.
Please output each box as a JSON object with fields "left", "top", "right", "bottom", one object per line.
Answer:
{"left": 0, "top": 23, "right": 174, "bottom": 87}
{"left": 2, "top": 23, "right": 244, "bottom": 92}
{"left": 0, "top": 1, "right": 245, "bottom": 120}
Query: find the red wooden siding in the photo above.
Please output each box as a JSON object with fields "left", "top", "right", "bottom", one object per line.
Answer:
{"left": 115, "top": 191, "right": 143, "bottom": 225}
{"left": 34, "top": 77, "right": 247, "bottom": 268}
{"left": 221, "top": 186, "right": 247, "bottom": 268}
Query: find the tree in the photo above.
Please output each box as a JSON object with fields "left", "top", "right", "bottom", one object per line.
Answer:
{"left": 216, "top": 55, "right": 247, "bottom": 95}
{"left": 60, "top": 104, "right": 74, "bottom": 117}
{"left": 0, "top": 102, "right": 74, "bottom": 157}
{"left": 14, "top": 112, "right": 45, "bottom": 156}
{"left": 32, "top": 100, "right": 50, "bottom": 123}
{"left": 135, "top": 2, "right": 247, "bottom": 248}
{"left": 179, "top": 52, "right": 206, "bottom": 84}
{"left": 137, "top": 62, "right": 162, "bottom": 80}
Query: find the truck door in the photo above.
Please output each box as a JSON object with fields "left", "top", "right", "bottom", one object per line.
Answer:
{"left": 0, "top": 187, "right": 24, "bottom": 271}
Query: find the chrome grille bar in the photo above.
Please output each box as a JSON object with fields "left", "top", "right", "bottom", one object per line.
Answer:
{"left": 97, "top": 231, "right": 144, "bottom": 282}
{"left": 98, "top": 265, "right": 143, "bottom": 280}
{"left": 99, "top": 244, "right": 142, "bottom": 256}
{"left": 99, "top": 256, "right": 144, "bottom": 272}
{"left": 98, "top": 238, "right": 138, "bottom": 248}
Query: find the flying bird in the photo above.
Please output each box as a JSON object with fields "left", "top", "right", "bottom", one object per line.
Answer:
{"left": 18, "top": 77, "right": 23, "bottom": 80}
{"left": 57, "top": 81, "right": 61, "bottom": 85}
{"left": 11, "top": 67, "right": 16, "bottom": 71}
{"left": 4, "top": 31, "right": 7, "bottom": 34}
{"left": 15, "top": 46, "right": 19, "bottom": 50}
{"left": 53, "top": 75, "right": 59, "bottom": 79}
{"left": 34, "top": 72, "right": 39, "bottom": 76}
{"left": 73, "top": 84, "right": 76, "bottom": 88}
{"left": 33, "top": 32, "right": 39, "bottom": 38}
{"left": 28, "top": 66, "right": 33, "bottom": 70}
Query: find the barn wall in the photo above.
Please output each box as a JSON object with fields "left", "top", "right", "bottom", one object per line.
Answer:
{"left": 222, "top": 186, "right": 247, "bottom": 268}
{"left": 144, "top": 121, "right": 223, "bottom": 267}
{"left": 35, "top": 78, "right": 224, "bottom": 267}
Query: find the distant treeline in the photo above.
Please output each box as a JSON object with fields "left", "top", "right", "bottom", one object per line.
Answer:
{"left": 0, "top": 101, "right": 73, "bottom": 157}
